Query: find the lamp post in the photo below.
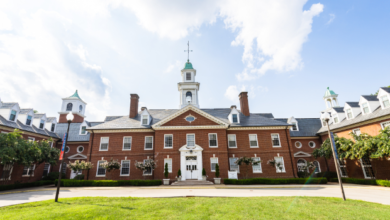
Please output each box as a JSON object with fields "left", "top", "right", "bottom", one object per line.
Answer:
{"left": 55, "top": 112, "right": 74, "bottom": 202}
{"left": 323, "top": 113, "right": 346, "bottom": 201}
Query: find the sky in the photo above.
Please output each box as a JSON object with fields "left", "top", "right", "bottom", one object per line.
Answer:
{"left": 0, "top": 0, "right": 389, "bottom": 121}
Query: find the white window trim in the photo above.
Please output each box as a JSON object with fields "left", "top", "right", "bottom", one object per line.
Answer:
{"left": 143, "top": 159, "right": 153, "bottom": 176}
{"left": 164, "top": 134, "right": 173, "bottom": 149}
{"left": 122, "top": 136, "right": 132, "bottom": 151}
{"left": 99, "top": 137, "right": 109, "bottom": 151}
{"left": 232, "top": 114, "right": 239, "bottom": 123}
{"left": 208, "top": 133, "right": 218, "bottom": 148}
{"left": 249, "top": 134, "right": 259, "bottom": 148}
{"left": 120, "top": 160, "right": 130, "bottom": 176}
{"left": 290, "top": 122, "right": 299, "bottom": 131}
{"left": 274, "top": 157, "right": 286, "bottom": 173}
{"left": 79, "top": 125, "right": 88, "bottom": 135}
{"left": 339, "top": 160, "right": 348, "bottom": 178}
{"left": 9, "top": 110, "right": 17, "bottom": 122}
{"left": 164, "top": 158, "right": 172, "bottom": 173}
{"left": 185, "top": 72, "right": 192, "bottom": 81}
{"left": 294, "top": 141, "right": 302, "bottom": 148}
{"left": 229, "top": 157, "right": 240, "bottom": 173}
{"left": 313, "top": 161, "right": 321, "bottom": 173}
{"left": 144, "top": 136, "right": 154, "bottom": 150}
{"left": 22, "top": 165, "right": 36, "bottom": 177}
{"left": 361, "top": 102, "right": 371, "bottom": 115}
{"left": 380, "top": 95, "right": 390, "bottom": 109}
{"left": 333, "top": 116, "right": 339, "bottom": 124}
{"left": 352, "top": 128, "right": 361, "bottom": 136}
{"left": 228, "top": 134, "right": 237, "bottom": 148}
{"left": 308, "top": 141, "right": 316, "bottom": 148}
{"left": 96, "top": 160, "right": 107, "bottom": 177}
{"left": 271, "top": 133, "right": 281, "bottom": 148}
{"left": 380, "top": 121, "right": 390, "bottom": 130}
{"left": 210, "top": 158, "right": 218, "bottom": 172}
{"left": 141, "top": 115, "right": 149, "bottom": 125}
{"left": 346, "top": 108, "right": 353, "bottom": 120}
{"left": 252, "top": 157, "right": 262, "bottom": 173}
{"left": 186, "top": 133, "right": 195, "bottom": 147}
{"left": 42, "top": 163, "right": 51, "bottom": 177}
{"left": 1, "top": 131, "right": 9, "bottom": 134}
{"left": 77, "top": 146, "right": 84, "bottom": 153}
{"left": 28, "top": 137, "right": 35, "bottom": 142}
{"left": 360, "top": 158, "right": 375, "bottom": 179}
{"left": 1, "top": 164, "right": 13, "bottom": 181}
{"left": 65, "top": 146, "right": 70, "bottom": 153}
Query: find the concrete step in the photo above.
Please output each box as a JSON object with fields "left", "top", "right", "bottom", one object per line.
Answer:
{"left": 171, "top": 180, "right": 214, "bottom": 186}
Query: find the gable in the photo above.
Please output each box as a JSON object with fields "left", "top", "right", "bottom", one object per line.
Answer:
{"left": 161, "top": 110, "right": 220, "bottom": 127}
{"left": 294, "top": 151, "right": 312, "bottom": 157}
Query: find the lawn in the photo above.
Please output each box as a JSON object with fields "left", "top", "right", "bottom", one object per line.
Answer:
{"left": 1, "top": 197, "right": 389, "bottom": 219}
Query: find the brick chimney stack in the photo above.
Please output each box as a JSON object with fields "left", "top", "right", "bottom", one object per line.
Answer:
{"left": 239, "top": 92, "right": 250, "bottom": 116}
{"left": 130, "top": 94, "right": 139, "bottom": 118}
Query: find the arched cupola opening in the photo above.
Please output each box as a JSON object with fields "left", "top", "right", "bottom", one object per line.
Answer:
{"left": 186, "top": 91, "right": 192, "bottom": 104}
{"left": 66, "top": 103, "right": 73, "bottom": 111}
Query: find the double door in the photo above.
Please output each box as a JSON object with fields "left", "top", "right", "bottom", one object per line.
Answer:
{"left": 186, "top": 156, "right": 198, "bottom": 179}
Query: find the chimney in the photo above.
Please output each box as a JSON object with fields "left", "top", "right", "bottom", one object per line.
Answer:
{"left": 141, "top": 107, "right": 147, "bottom": 111}
{"left": 230, "top": 105, "right": 237, "bottom": 109}
{"left": 130, "top": 94, "right": 139, "bottom": 118}
{"left": 239, "top": 92, "right": 250, "bottom": 116}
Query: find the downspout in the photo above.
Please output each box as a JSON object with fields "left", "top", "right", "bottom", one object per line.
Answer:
{"left": 285, "top": 127, "right": 296, "bottom": 178}
{"left": 87, "top": 130, "right": 94, "bottom": 180}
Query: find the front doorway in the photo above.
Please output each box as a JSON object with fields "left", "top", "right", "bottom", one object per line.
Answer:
{"left": 185, "top": 156, "right": 198, "bottom": 179}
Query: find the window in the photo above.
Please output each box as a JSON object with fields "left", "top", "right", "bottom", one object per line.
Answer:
{"left": 346, "top": 109, "right": 352, "bottom": 119}
{"left": 77, "top": 146, "right": 84, "bottom": 153}
{"left": 164, "top": 135, "right": 173, "bottom": 148}
{"left": 381, "top": 95, "right": 390, "bottom": 108}
{"left": 61, "top": 162, "right": 67, "bottom": 174}
{"left": 295, "top": 141, "right": 302, "bottom": 148}
{"left": 209, "top": 134, "right": 218, "bottom": 147}
{"left": 1, "top": 164, "right": 13, "bottom": 180}
{"left": 274, "top": 157, "right": 286, "bottom": 173}
{"left": 164, "top": 158, "right": 172, "bottom": 173}
{"left": 65, "top": 146, "right": 70, "bottom": 153}
{"left": 229, "top": 157, "right": 239, "bottom": 173}
{"left": 185, "top": 91, "right": 192, "bottom": 104}
{"left": 252, "top": 157, "right": 262, "bottom": 173}
{"left": 334, "top": 117, "right": 339, "bottom": 123}
{"left": 360, "top": 157, "right": 375, "bottom": 179}
{"left": 66, "top": 103, "right": 73, "bottom": 111}
{"left": 185, "top": 116, "right": 195, "bottom": 122}
{"left": 143, "top": 159, "right": 153, "bottom": 175}
{"left": 80, "top": 126, "right": 87, "bottom": 135}
{"left": 249, "top": 134, "right": 258, "bottom": 148}
{"left": 210, "top": 158, "right": 218, "bottom": 172}
{"left": 123, "top": 137, "right": 132, "bottom": 150}
{"left": 313, "top": 161, "right": 321, "bottom": 173}
{"left": 309, "top": 141, "right": 316, "bottom": 148}
{"left": 26, "top": 115, "right": 32, "bottom": 125}
{"left": 9, "top": 110, "right": 16, "bottom": 121}
{"left": 381, "top": 121, "right": 390, "bottom": 130}
{"left": 28, "top": 137, "right": 35, "bottom": 142}
{"left": 145, "top": 136, "right": 153, "bottom": 150}
{"left": 142, "top": 115, "right": 148, "bottom": 125}
{"left": 322, "top": 119, "right": 327, "bottom": 127}
{"left": 51, "top": 123, "right": 56, "bottom": 132}
{"left": 186, "top": 72, "right": 191, "bottom": 80}
{"left": 186, "top": 134, "right": 195, "bottom": 147}
{"left": 228, "top": 135, "right": 237, "bottom": 148}
{"left": 271, "top": 134, "right": 281, "bottom": 147}
{"left": 100, "top": 137, "right": 109, "bottom": 151}
{"left": 339, "top": 159, "right": 348, "bottom": 177}
{"left": 297, "top": 159, "right": 307, "bottom": 172}
{"left": 39, "top": 120, "right": 44, "bottom": 129}
{"left": 42, "top": 163, "right": 50, "bottom": 177}
{"left": 96, "top": 161, "right": 106, "bottom": 176}
{"left": 362, "top": 103, "right": 370, "bottom": 114}
{"left": 232, "top": 114, "right": 238, "bottom": 123}
{"left": 79, "top": 105, "right": 83, "bottom": 112}
{"left": 352, "top": 128, "right": 361, "bottom": 136}
{"left": 22, "top": 165, "right": 35, "bottom": 176}
{"left": 120, "top": 160, "right": 130, "bottom": 176}
{"left": 291, "top": 122, "right": 298, "bottom": 131}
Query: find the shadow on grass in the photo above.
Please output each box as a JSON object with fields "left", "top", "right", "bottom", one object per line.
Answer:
{"left": 57, "top": 201, "right": 136, "bottom": 211}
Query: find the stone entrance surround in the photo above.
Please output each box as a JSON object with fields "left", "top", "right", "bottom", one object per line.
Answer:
{"left": 179, "top": 145, "right": 203, "bottom": 181}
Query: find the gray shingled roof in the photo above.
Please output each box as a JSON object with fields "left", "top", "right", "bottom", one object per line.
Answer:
{"left": 33, "top": 113, "right": 45, "bottom": 119}
{"left": 362, "top": 95, "right": 379, "bottom": 101}
{"left": 104, "top": 116, "right": 123, "bottom": 122}
{"left": 56, "top": 121, "right": 104, "bottom": 142}
{"left": 46, "top": 117, "right": 56, "bottom": 122}
{"left": 345, "top": 102, "right": 360, "bottom": 108}
{"left": 274, "top": 118, "right": 322, "bottom": 137}
{"left": 333, "top": 107, "right": 345, "bottom": 113}
{"left": 0, "top": 102, "right": 17, "bottom": 109}
{"left": 19, "top": 109, "right": 33, "bottom": 114}
{"left": 381, "top": 87, "right": 390, "bottom": 93}
{"left": 253, "top": 113, "right": 274, "bottom": 119}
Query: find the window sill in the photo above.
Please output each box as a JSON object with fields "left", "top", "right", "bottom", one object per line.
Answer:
{"left": 228, "top": 147, "right": 237, "bottom": 149}
{"left": 120, "top": 174, "right": 130, "bottom": 177}
{"left": 144, "top": 148, "right": 153, "bottom": 150}
{"left": 122, "top": 149, "right": 132, "bottom": 151}
{"left": 250, "top": 146, "right": 259, "bottom": 148}
{"left": 209, "top": 146, "right": 218, "bottom": 148}
{"left": 253, "top": 172, "right": 263, "bottom": 174}
{"left": 272, "top": 146, "right": 281, "bottom": 148}
{"left": 96, "top": 175, "right": 106, "bottom": 177}
{"left": 22, "top": 175, "right": 34, "bottom": 177}
{"left": 276, "top": 171, "right": 286, "bottom": 173}
{"left": 164, "top": 147, "right": 173, "bottom": 149}
{"left": 99, "top": 149, "right": 109, "bottom": 151}
{"left": 143, "top": 174, "right": 153, "bottom": 176}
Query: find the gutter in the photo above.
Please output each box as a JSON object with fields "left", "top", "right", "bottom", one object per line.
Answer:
{"left": 86, "top": 130, "right": 94, "bottom": 180}
{"left": 285, "top": 126, "right": 296, "bottom": 178}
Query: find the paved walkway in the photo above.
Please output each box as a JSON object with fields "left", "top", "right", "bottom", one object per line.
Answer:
{"left": 1, "top": 183, "right": 389, "bottom": 207}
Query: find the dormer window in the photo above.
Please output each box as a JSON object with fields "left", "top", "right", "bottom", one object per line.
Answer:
{"left": 381, "top": 95, "right": 390, "bottom": 108}
{"left": 362, "top": 103, "right": 370, "bottom": 114}
{"left": 26, "top": 115, "right": 32, "bottom": 125}
{"left": 66, "top": 103, "right": 73, "bottom": 111}
{"left": 334, "top": 117, "right": 339, "bottom": 123}
{"left": 291, "top": 122, "right": 298, "bottom": 131}
{"left": 232, "top": 114, "right": 238, "bottom": 123}
{"left": 9, "top": 110, "right": 16, "bottom": 121}
{"left": 51, "top": 123, "right": 56, "bottom": 132}
{"left": 186, "top": 72, "right": 191, "bottom": 80}
{"left": 346, "top": 109, "right": 352, "bottom": 119}
{"left": 80, "top": 126, "right": 87, "bottom": 134}
{"left": 142, "top": 115, "right": 148, "bottom": 125}
{"left": 322, "top": 119, "right": 327, "bottom": 127}
{"left": 39, "top": 120, "right": 45, "bottom": 129}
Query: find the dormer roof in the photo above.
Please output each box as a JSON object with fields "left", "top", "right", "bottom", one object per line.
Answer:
{"left": 345, "top": 102, "right": 360, "bottom": 108}
{"left": 19, "top": 108, "right": 33, "bottom": 114}
{"left": 361, "top": 95, "right": 379, "bottom": 102}
{"left": 34, "top": 113, "right": 46, "bottom": 119}
{"left": 332, "top": 107, "right": 344, "bottom": 113}
{"left": 380, "top": 87, "right": 390, "bottom": 93}
{"left": 46, "top": 117, "right": 57, "bottom": 123}
{"left": 0, "top": 102, "right": 17, "bottom": 109}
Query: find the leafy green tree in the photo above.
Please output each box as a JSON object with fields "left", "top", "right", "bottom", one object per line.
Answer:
{"left": 372, "top": 127, "right": 390, "bottom": 159}
{"left": 312, "top": 143, "right": 332, "bottom": 171}
{"left": 215, "top": 163, "right": 220, "bottom": 178}
{"left": 235, "top": 156, "right": 260, "bottom": 179}
{"left": 164, "top": 163, "right": 169, "bottom": 178}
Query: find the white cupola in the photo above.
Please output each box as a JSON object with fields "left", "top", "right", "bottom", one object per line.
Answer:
{"left": 59, "top": 90, "right": 87, "bottom": 118}
{"left": 323, "top": 87, "right": 339, "bottom": 110}
{"left": 178, "top": 60, "right": 200, "bottom": 108}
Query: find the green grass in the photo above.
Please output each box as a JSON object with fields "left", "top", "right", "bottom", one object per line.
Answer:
{"left": 1, "top": 197, "right": 389, "bottom": 219}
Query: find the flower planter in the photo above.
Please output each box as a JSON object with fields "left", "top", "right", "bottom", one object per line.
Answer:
{"left": 177, "top": 177, "right": 181, "bottom": 182}
{"left": 202, "top": 176, "right": 207, "bottom": 181}
{"left": 163, "top": 179, "right": 170, "bottom": 185}
{"left": 214, "top": 178, "right": 221, "bottom": 184}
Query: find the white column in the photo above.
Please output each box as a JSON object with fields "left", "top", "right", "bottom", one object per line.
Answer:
{"left": 180, "top": 152, "right": 186, "bottom": 181}
{"left": 197, "top": 151, "right": 203, "bottom": 180}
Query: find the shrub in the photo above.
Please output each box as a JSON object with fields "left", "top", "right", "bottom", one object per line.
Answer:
{"left": 223, "top": 177, "right": 327, "bottom": 185}
{"left": 297, "top": 171, "right": 309, "bottom": 178}
{"left": 164, "top": 163, "right": 169, "bottom": 178}
{"left": 330, "top": 178, "right": 390, "bottom": 187}
{"left": 202, "top": 168, "right": 206, "bottom": 176}
{"left": 42, "top": 172, "right": 66, "bottom": 181}
{"left": 315, "top": 171, "right": 337, "bottom": 181}
{"left": 215, "top": 164, "right": 220, "bottom": 178}
{"left": 0, "top": 180, "right": 53, "bottom": 191}
{"left": 55, "top": 179, "right": 162, "bottom": 187}
{"left": 177, "top": 169, "right": 181, "bottom": 177}
{"left": 74, "top": 174, "right": 85, "bottom": 180}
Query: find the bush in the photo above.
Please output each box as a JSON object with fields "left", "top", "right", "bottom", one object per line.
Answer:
{"left": 74, "top": 174, "right": 85, "bottom": 180}
{"left": 0, "top": 180, "right": 53, "bottom": 191}
{"left": 55, "top": 179, "right": 162, "bottom": 187}
{"left": 297, "top": 171, "right": 309, "bottom": 178}
{"left": 314, "top": 171, "right": 337, "bottom": 181}
{"left": 330, "top": 178, "right": 390, "bottom": 187}
{"left": 215, "top": 164, "right": 220, "bottom": 178}
{"left": 177, "top": 169, "right": 181, "bottom": 177}
{"left": 223, "top": 177, "right": 327, "bottom": 185}
{"left": 202, "top": 168, "right": 206, "bottom": 176}
{"left": 42, "top": 172, "right": 66, "bottom": 181}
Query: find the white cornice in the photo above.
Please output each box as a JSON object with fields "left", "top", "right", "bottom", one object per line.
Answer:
{"left": 227, "top": 126, "right": 290, "bottom": 130}
{"left": 68, "top": 153, "right": 87, "bottom": 160}
{"left": 291, "top": 136, "right": 319, "bottom": 139}
{"left": 0, "top": 125, "right": 60, "bottom": 140}
{"left": 294, "top": 151, "right": 312, "bottom": 157}
{"left": 154, "top": 125, "right": 227, "bottom": 130}
{"left": 58, "top": 112, "right": 86, "bottom": 118}
{"left": 90, "top": 129, "right": 155, "bottom": 133}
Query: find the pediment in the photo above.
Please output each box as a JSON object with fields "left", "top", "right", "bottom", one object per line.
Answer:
{"left": 68, "top": 153, "right": 87, "bottom": 160}
{"left": 179, "top": 144, "right": 204, "bottom": 152}
{"left": 294, "top": 151, "right": 312, "bottom": 158}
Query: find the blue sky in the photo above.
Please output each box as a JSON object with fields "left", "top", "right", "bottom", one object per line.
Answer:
{"left": 0, "top": 0, "right": 389, "bottom": 121}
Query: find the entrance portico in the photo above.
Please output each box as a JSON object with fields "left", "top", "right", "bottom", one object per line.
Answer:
{"left": 179, "top": 144, "right": 203, "bottom": 181}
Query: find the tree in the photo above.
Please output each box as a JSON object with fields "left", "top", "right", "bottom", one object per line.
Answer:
{"left": 0, "top": 131, "right": 22, "bottom": 185}
{"left": 235, "top": 156, "right": 260, "bottom": 179}
{"left": 215, "top": 163, "right": 220, "bottom": 178}
{"left": 164, "top": 163, "right": 169, "bottom": 178}
{"left": 101, "top": 158, "right": 121, "bottom": 180}
{"left": 312, "top": 142, "right": 332, "bottom": 172}
{"left": 372, "top": 127, "right": 390, "bottom": 159}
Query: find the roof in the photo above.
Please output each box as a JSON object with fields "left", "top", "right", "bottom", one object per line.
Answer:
{"left": 56, "top": 120, "right": 104, "bottom": 142}
{"left": 381, "top": 87, "right": 390, "bottom": 93}
{"left": 90, "top": 108, "right": 289, "bottom": 130}
{"left": 19, "top": 109, "right": 33, "bottom": 114}
{"left": 0, "top": 102, "right": 17, "bottom": 109}
{"left": 333, "top": 107, "right": 345, "bottom": 113}
{"left": 324, "top": 87, "right": 337, "bottom": 97}
{"left": 274, "top": 118, "right": 322, "bottom": 137}
{"left": 33, "top": 113, "right": 45, "bottom": 119}
{"left": 183, "top": 60, "right": 193, "bottom": 70}
{"left": 345, "top": 102, "right": 360, "bottom": 108}
{"left": 253, "top": 113, "right": 274, "bottom": 119}
{"left": 362, "top": 95, "right": 379, "bottom": 101}
{"left": 68, "top": 90, "right": 83, "bottom": 100}
{"left": 46, "top": 117, "right": 56, "bottom": 122}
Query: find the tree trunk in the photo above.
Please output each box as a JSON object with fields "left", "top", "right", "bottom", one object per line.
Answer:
{"left": 323, "top": 156, "right": 329, "bottom": 172}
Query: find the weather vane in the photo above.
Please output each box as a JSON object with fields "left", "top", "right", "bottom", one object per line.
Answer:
{"left": 184, "top": 41, "right": 193, "bottom": 61}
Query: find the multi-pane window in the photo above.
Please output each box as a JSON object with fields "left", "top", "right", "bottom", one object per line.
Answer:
{"left": 145, "top": 136, "right": 153, "bottom": 150}
{"left": 66, "top": 103, "right": 73, "bottom": 111}
{"left": 352, "top": 128, "right": 361, "bottom": 136}
{"left": 209, "top": 134, "right": 217, "bottom": 147}
{"left": 229, "top": 158, "right": 239, "bottom": 173}
{"left": 123, "top": 137, "right": 132, "bottom": 150}
{"left": 252, "top": 157, "right": 262, "bottom": 173}
{"left": 381, "top": 95, "right": 390, "bottom": 108}
{"left": 291, "top": 122, "right": 298, "bottom": 131}
{"left": 39, "top": 120, "right": 44, "bottom": 129}
{"left": 362, "top": 103, "right": 370, "bottom": 114}
{"left": 313, "top": 161, "right": 321, "bottom": 173}
{"left": 142, "top": 115, "right": 148, "bottom": 125}
{"left": 51, "top": 123, "right": 56, "bottom": 132}
{"left": 274, "top": 157, "right": 286, "bottom": 173}
{"left": 334, "top": 117, "right": 339, "bottom": 123}
{"left": 26, "top": 115, "right": 32, "bottom": 125}
{"left": 381, "top": 121, "right": 390, "bottom": 130}
{"left": 96, "top": 161, "right": 106, "bottom": 176}
{"left": 22, "top": 165, "right": 35, "bottom": 176}
{"left": 322, "top": 119, "right": 327, "bottom": 127}
{"left": 309, "top": 141, "right": 316, "bottom": 148}
{"left": 187, "top": 134, "right": 195, "bottom": 147}
{"left": 271, "top": 134, "right": 280, "bottom": 147}
{"left": 42, "top": 163, "right": 50, "bottom": 177}
{"left": 1, "top": 164, "right": 13, "bottom": 180}
{"left": 120, "top": 160, "right": 130, "bottom": 176}
{"left": 361, "top": 157, "right": 375, "bottom": 179}
{"left": 186, "top": 72, "right": 191, "bottom": 80}
{"left": 164, "top": 135, "right": 173, "bottom": 148}
{"left": 143, "top": 159, "right": 152, "bottom": 175}
{"left": 61, "top": 162, "right": 67, "bottom": 174}
{"left": 228, "top": 135, "right": 237, "bottom": 148}
{"left": 232, "top": 114, "right": 238, "bottom": 123}
{"left": 9, "top": 110, "right": 16, "bottom": 121}
{"left": 249, "top": 134, "right": 258, "bottom": 147}
{"left": 210, "top": 158, "right": 218, "bottom": 172}
{"left": 100, "top": 137, "right": 109, "bottom": 151}
{"left": 297, "top": 159, "right": 307, "bottom": 172}
{"left": 28, "top": 137, "right": 35, "bottom": 142}
{"left": 81, "top": 126, "right": 87, "bottom": 134}
{"left": 346, "top": 109, "right": 352, "bottom": 119}
{"left": 339, "top": 159, "right": 348, "bottom": 177}
{"left": 164, "top": 158, "right": 172, "bottom": 173}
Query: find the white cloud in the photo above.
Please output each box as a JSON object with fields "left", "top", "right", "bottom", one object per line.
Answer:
{"left": 164, "top": 60, "right": 181, "bottom": 73}
{"left": 0, "top": 12, "right": 12, "bottom": 30}
{"left": 327, "top": 14, "right": 336, "bottom": 25}
{"left": 224, "top": 85, "right": 247, "bottom": 102}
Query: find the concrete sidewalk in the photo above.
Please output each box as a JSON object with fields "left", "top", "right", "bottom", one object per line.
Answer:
{"left": 1, "top": 183, "right": 389, "bottom": 207}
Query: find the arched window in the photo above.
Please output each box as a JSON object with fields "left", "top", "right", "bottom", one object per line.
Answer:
{"left": 297, "top": 159, "right": 307, "bottom": 172}
{"left": 313, "top": 161, "right": 321, "bottom": 173}
{"left": 186, "top": 91, "right": 192, "bottom": 103}
{"left": 66, "top": 103, "right": 73, "bottom": 111}
{"left": 79, "top": 105, "right": 83, "bottom": 112}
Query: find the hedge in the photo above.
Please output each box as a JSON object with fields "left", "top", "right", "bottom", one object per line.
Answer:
{"left": 223, "top": 177, "right": 327, "bottom": 185}
{"left": 55, "top": 179, "right": 162, "bottom": 187}
{"left": 0, "top": 180, "right": 54, "bottom": 191}
{"left": 330, "top": 178, "right": 390, "bottom": 187}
